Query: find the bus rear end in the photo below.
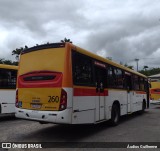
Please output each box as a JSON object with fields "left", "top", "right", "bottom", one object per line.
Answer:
{"left": 15, "top": 43, "right": 72, "bottom": 124}
{"left": 150, "top": 82, "right": 160, "bottom": 101}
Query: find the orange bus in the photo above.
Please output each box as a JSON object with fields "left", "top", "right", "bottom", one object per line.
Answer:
{"left": 15, "top": 43, "right": 149, "bottom": 125}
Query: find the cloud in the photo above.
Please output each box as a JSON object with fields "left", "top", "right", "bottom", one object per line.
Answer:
{"left": 0, "top": 0, "right": 160, "bottom": 70}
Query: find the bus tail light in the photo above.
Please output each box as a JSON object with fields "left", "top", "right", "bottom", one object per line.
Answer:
{"left": 15, "top": 89, "right": 19, "bottom": 108}
{"left": 59, "top": 89, "right": 67, "bottom": 111}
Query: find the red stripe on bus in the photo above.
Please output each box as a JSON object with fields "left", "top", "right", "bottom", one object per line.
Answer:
{"left": 74, "top": 88, "right": 108, "bottom": 96}
{"left": 135, "top": 91, "right": 147, "bottom": 94}
{"left": 150, "top": 89, "right": 160, "bottom": 94}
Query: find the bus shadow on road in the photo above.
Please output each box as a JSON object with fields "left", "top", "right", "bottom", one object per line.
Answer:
{"left": 153, "top": 106, "right": 160, "bottom": 109}
{"left": 23, "top": 112, "right": 148, "bottom": 142}
{"left": 119, "top": 111, "right": 148, "bottom": 124}
{"left": 0, "top": 114, "right": 17, "bottom": 123}
{"left": 23, "top": 121, "right": 113, "bottom": 142}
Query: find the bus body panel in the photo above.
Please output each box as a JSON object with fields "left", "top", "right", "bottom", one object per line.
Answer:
{"left": 72, "top": 109, "right": 95, "bottom": 124}
{"left": 0, "top": 90, "right": 16, "bottom": 113}
{"left": 15, "top": 108, "right": 73, "bottom": 124}
{"left": 107, "top": 90, "right": 128, "bottom": 116}
{"left": 150, "top": 82, "right": 160, "bottom": 100}
{"left": 18, "top": 48, "right": 65, "bottom": 75}
{"left": 18, "top": 88, "right": 61, "bottom": 111}
{"left": 17, "top": 47, "right": 67, "bottom": 112}
{"left": 107, "top": 90, "right": 147, "bottom": 115}
{"left": 0, "top": 64, "right": 18, "bottom": 115}
{"left": 16, "top": 87, "right": 73, "bottom": 124}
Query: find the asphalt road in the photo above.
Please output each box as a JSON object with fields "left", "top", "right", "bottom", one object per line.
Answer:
{"left": 0, "top": 104, "right": 160, "bottom": 151}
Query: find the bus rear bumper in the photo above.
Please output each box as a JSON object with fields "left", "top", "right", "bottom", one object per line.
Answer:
{"left": 15, "top": 108, "right": 72, "bottom": 124}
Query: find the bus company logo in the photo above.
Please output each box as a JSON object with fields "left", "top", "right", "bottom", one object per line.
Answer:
{"left": 2, "top": 143, "right": 11, "bottom": 148}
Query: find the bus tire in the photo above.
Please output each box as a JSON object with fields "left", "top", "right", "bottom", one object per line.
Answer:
{"left": 141, "top": 100, "right": 146, "bottom": 113}
{"left": 110, "top": 103, "right": 120, "bottom": 126}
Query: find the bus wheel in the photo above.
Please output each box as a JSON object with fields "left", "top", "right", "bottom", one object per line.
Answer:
{"left": 142, "top": 100, "right": 146, "bottom": 113}
{"left": 110, "top": 103, "right": 120, "bottom": 126}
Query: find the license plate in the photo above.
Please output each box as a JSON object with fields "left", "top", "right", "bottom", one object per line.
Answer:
{"left": 31, "top": 104, "right": 42, "bottom": 109}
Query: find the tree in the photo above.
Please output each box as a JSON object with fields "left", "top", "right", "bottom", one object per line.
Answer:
{"left": 61, "top": 37, "right": 72, "bottom": 43}
{"left": 12, "top": 45, "right": 28, "bottom": 60}
{"left": 0, "top": 58, "right": 5, "bottom": 64}
{"left": 0, "top": 58, "right": 18, "bottom": 65}
{"left": 124, "top": 63, "right": 133, "bottom": 70}
{"left": 143, "top": 66, "right": 149, "bottom": 71}
{"left": 139, "top": 67, "right": 160, "bottom": 76}
{"left": 106, "top": 57, "right": 112, "bottom": 60}
{"left": 12, "top": 48, "right": 22, "bottom": 60}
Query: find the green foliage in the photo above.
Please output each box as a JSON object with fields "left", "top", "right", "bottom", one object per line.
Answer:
{"left": 61, "top": 37, "right": 72, "bottom": 43}
{"left": 123, "top": 63, "right": 134, "bottom": 70}
{"left": 139, "top": 68, "right": 160, "bottom": 76}
{"left": 12, "top": 45, "right": 28, "bottom": 60}
{"left": 0, "top": 58, "right": 18, "bottom": 65}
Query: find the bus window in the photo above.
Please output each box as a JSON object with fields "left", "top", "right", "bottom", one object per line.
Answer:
{"left": 107, "top": 66, "right": 115, "bottom": 88}
{"left": 107, "top": 66, "right": 125, "bottom": 89}
{"left": 0, "top": 69, "right": 17, "bottom": 89}
{"left": 94, "top": 65, "right": 107, "bottom": 92}
{"left": 114, "top": 68, "right": 124, "bottom": 89}
{"left": 140, "top": 78, "right": 145, "bottom": 91}
{"left": 72, "top": 51, "right": 94, "bottom": 86}
{"left": 133, "top": 75, "right": 140, "bottom": 90}
{"left": 125, "top": 73, "right": 132, "bottom": 90}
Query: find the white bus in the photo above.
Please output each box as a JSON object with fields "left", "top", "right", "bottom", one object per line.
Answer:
{"left": 0, "top": 64, "right": 18, "bottom": 115}
{"left": 16, "top": 43, "right": 149, "bottom": 125}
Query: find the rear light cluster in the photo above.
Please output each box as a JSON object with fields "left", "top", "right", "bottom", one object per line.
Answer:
{"left": 59, "top": 89, "right": 67, "bottom": 111}
{"left": 15, "top": 89, "right": 19, "bottom": 108}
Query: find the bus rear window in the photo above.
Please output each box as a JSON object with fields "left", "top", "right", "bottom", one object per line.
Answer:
{"left": 23, "top": 75, "right": 56, "bottom": 81}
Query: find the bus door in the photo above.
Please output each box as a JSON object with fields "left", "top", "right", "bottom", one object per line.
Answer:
{"left": 125, "top": 73, "right": 132, "bottom": 113}
{"left": 95, "top": 66, "right": 107, "bottom": 121}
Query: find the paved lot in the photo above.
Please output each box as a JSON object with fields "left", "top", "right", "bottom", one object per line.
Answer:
{"left": 0, "top": 104, "right": 160, "bottom": 150}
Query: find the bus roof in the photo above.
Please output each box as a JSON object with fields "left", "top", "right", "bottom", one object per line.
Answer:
{"left": 21, "top": 42, "right": 147, "bottom": 78}
{"left": 0, "top": 64, "right": 18, "bottom": 70}
{"left": 21, "top": 43, "right": 65, "bottom": 54}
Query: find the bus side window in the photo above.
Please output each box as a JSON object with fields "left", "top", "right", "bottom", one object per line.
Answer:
{"left": 107, "top": 66, "right": 115, "bottom": 88}
{"left": 72, "top": 51, "right": 94, "bottom": 86}
{"left": 0, "top": 69, "right": 8, "bottom": 88}
{"left": 125, "top": 74, "right": 132, "bottom": 91}
{"left": 114, "top": 68, "right": 124, "bottom": 89}
{"left": 133, "top": 75, "right": 140, "bottom": 90}
{"left": 107, "top": 66, "right": 125, "bottom": 89}
{"left": 0, "top": 69, "right": 17, "bottom": 89}
{"left": 94, "top": 66, "right": 107, "bottom": 92}
{"left": 140, "top": 78, "right": 145, "bottom": 91}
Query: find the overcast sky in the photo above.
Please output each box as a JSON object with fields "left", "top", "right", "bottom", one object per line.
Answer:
{"left": 0, "top": 0, "right": 160, "bottom": 70}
